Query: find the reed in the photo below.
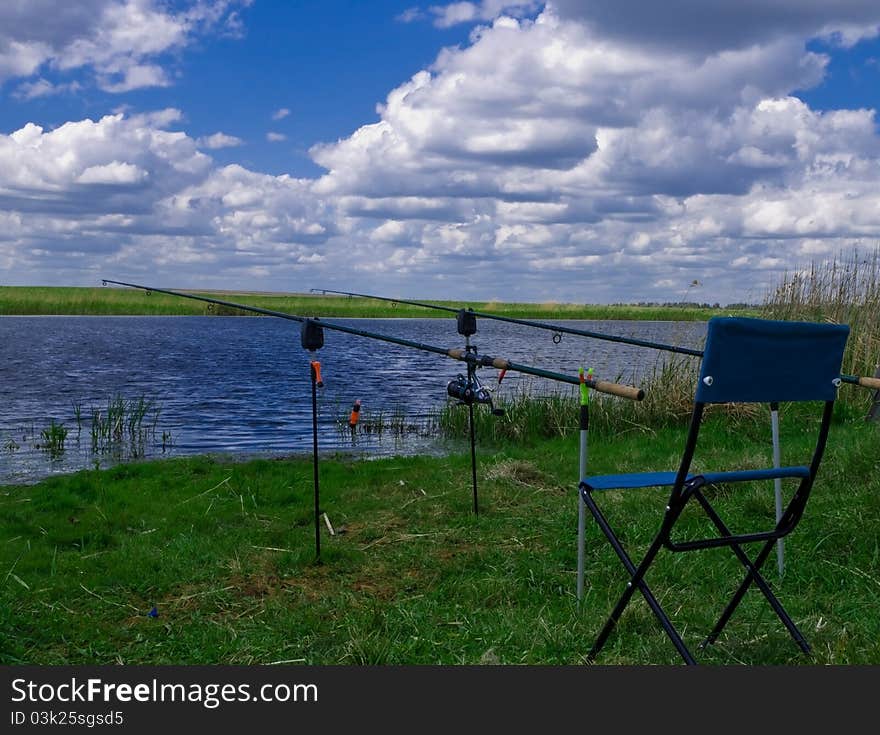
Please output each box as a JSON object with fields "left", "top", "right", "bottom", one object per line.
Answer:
{"left": 433, "top": 390, "right": 576, "bottom": 442}
{"left": 38, "top": 420, "right": 69, "bottom": 457}
{"left": 431, "top": 346, "right": 833, "bottom": 446}
{"left": 88, "top": 394, "right": 164, "bottom": 458}
{"left": 72, "top": 402, "right": 83, "bottom": 433}
{"left": 336, "top": 404, "right": 424, "bottom": 437}
{"left": 762, "top": 248, "right": 880, "bottom": 401}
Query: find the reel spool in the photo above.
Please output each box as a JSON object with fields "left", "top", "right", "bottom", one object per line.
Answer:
{"left": 446, "top": 374, "right": 505, "bottom": 416}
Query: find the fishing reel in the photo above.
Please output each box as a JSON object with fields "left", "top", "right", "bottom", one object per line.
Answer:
{"left": 447, "top": 374, "right": 505, "bottom": 416}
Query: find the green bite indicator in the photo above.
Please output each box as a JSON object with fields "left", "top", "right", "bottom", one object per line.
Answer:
{"left": 579, "top": 366, "right": 594, "bottom": 406}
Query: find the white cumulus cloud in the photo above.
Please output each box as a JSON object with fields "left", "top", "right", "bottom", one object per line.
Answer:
{"left": 197, "top": 132, "right": 245, "bottom": 149}
{"left": 76, "top": 161, "right": 148, "bottom": 185}
{"left": 304, "top": 4, "right": 880, "bottom": 302}
{"left": 0, "top": 0, "right": 251, "bottom": 92}
{"left": 550, "top": 0, "right": 880, "bottom": 53}
{"left": 428, "top": 1, "right": 541, "bottom": 28}
{"left": 0, "top": 110, "right": 338, "bottom": 286}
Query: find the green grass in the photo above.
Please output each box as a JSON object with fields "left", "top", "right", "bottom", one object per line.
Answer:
{"left": 1, "top": 407, "right": 877, "bottom": 665}
{"left": 0, "top": 286, "right": 753, "bottom": 320}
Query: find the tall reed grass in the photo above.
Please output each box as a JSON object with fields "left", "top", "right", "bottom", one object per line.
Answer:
{"left": 439, "top": 248, "right": 880, "bottom": 445}
{"left": 335, "top": 404, "right": 422, "bottom": 437}
{"left": 433, "top": 355, "right": 702, "bottom": 445}
{"left": 88, "top": 394, "right": 162, "bottom": 458}
{"left": 762, "top": 248, "right": 880, "bottom": 404}
{"left": 38, "top": 420, "right": 69, "bottom": 457}
{"left": 433, "top": 270, "right": 880, "bottom": 445}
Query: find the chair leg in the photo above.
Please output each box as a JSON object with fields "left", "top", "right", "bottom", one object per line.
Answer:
{"left": 693, "top": 491, "right": 810, "bottom": 653}
{"left": 582, "top": 490, "right": 697, "bottom": 665}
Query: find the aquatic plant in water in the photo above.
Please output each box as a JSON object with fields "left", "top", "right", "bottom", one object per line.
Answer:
{"left": 38, "top": 420, "right": 69, "bottom": 458}
{"left": 89, "top": 394, "right": 165, "bottom": 458}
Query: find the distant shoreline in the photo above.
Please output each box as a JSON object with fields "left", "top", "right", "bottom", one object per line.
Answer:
{"left": 0, "top": 286, "right": 754, "bottom": 321}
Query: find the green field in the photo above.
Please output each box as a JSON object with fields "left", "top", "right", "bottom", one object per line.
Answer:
{"left": 0, "top": 286, "right": 751, "bottom": 320}
{"left": 2, "top": 400, "right": 877, "bottom": 665}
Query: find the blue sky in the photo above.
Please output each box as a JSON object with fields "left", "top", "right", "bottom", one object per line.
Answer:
{"left": 801, "top": 35, "right": 880, "bottom": 112}
{"left": 0, "top": 1, "right": 474, "bottom": 177}
{"left": 3, "top": 1, "right": 880, "bottom": 304}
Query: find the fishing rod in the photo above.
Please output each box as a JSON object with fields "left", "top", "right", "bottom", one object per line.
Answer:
{"left": 103, "top": 279, "right": 644, "bottom": 544}
{"left": 102, "top": 280, "right": 644, "bottom": 399}
{"left": 311, "top": 288, "right": 880, "bottom": 391}
{"left": 311, "top": 288, "right": 702, "bottom": 357}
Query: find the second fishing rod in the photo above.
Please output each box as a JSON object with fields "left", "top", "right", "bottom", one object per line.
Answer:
{"left": 312, "top": 288, "right": 703, "bottom": 357}
{"left": 311, "top": 287, "right": 880, "bottom": 391}
{"left": 103, "top": 280, "right": 642, "bottom": 398}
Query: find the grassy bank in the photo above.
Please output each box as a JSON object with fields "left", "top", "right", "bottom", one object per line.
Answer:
{"left": 2, "top": 405, "right": 878, "bottom": 665}
{"left": 0, "top": 286, "right": 748, "bottom": 320}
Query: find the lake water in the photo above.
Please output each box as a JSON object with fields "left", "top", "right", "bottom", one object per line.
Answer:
{"left": 0, "top": 316, "right": 706, "bottom": 484}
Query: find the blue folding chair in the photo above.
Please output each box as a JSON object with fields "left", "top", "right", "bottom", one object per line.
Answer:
{"left": 580, "top": 317, "right": 849, "bottom": 664}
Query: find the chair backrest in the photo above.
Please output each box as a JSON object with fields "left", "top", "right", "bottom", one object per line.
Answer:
{"left": 696, "top": 317, "right": 849, "bottom": 405}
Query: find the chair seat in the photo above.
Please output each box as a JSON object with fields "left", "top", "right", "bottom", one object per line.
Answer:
{"left": 582, "top": 471, "right": 687, "bottom": 491}
{"left": 701, "top": 466, "right": 810, "bottom": 484}
{"left": 582, "top": 465, "right": 811, "bottom": 492}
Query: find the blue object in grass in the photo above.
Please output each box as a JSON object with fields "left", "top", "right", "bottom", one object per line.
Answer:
{"left": 148, "top": 605, "right": 158, "bottom": 618}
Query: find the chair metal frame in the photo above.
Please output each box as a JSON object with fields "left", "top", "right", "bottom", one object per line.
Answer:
{"left": 579, "top": 317, "right": 849, "bottom": 664}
